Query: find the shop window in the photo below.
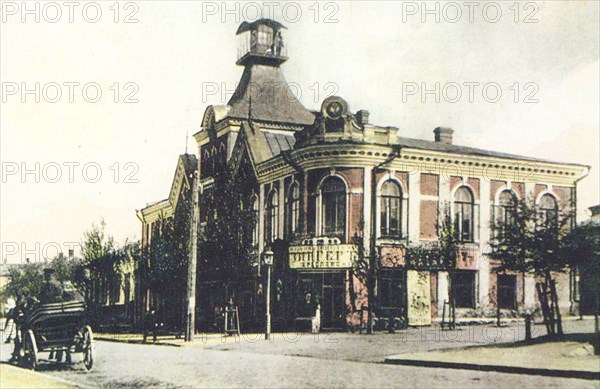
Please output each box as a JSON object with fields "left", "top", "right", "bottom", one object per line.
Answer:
{"left": 497, "top": 274, "right": 517, "bottom": 310}
{"left": 451, "top": 271, "right": 476, "bottom": 308}
{"left": 321, "top": 176, "right": 346, "bottom": 238}
{"left": 380, "top": 180, "right": 403, "bottom": 238}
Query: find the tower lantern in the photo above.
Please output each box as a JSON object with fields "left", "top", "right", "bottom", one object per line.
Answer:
{"left": 236, "top": 19, "right": 287, "bottom": 67}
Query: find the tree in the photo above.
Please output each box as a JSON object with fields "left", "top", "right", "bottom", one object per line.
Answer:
{"left": 1, "top": 263, "right": 44, "bottom": 304}
{"left": 199, "top": 169, "right": 256, "bottom": 300}
{"left": 489, "top": 197, "right": 574, "bottom": 336}
{"left": 405, "top": 204, "right": 458, "bottom": 270}
{"left": 80, "top": 220, "right": 124, "bottom": 307}
{"left": 145, "top": 217, "right": 188, "bottom": 327}
{"left": 563, "top": 222, "right": 600, "bottom": 332}
{"left": 50, "top": 252, "right": 75, "bottom": 287}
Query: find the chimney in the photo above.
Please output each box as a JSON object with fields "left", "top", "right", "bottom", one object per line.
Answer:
{"left": 434, "top": 127, "right": 454, "bottom": 144}
{"left": 356, "top": 110, "right": 370, "bottom": 125}
{"left": 68, "top": 249, "right": 74, "bottom": 260}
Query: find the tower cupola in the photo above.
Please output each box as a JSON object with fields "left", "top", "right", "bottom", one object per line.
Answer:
{"left": 236, "top": 19, "right": 287, "bottom": 67}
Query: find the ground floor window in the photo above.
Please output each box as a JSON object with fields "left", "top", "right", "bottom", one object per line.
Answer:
{"left": 378, "top": 269, "right": 405, "bottom": 309}
{"left": 450, "top": 271, "right": 476, "bottom": 308}
{"left": 497, "top": 274, "right": 517, "bottom": 310}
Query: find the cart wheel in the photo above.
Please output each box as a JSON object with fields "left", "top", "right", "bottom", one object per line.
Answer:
{"left": 26, "top": 330, "right": 39, "bottom": 370}
{"left": 82, "top": 325, "right": 94, "bottom": 370}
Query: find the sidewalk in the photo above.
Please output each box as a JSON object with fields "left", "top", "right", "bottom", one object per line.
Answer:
{"left": 385, "top": 334, "right": 600, "bottom": 380}
{"left": 0, "top": 363, "right": 85, "bottom": 388}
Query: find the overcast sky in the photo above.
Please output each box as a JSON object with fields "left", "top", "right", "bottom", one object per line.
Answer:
{"left": 1, "top": 1, "right": 598, "bottom": 263}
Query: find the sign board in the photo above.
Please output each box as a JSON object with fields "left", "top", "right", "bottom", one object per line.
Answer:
{"left": 407, "top": 270, "right": 432, "bottom": 326}
{"left": 289, "top": 244, "right": 357, "bottom": 269}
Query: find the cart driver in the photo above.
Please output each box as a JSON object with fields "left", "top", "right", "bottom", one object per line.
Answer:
{"left": 39, "top": 268, "right": 64, "bottom": 304}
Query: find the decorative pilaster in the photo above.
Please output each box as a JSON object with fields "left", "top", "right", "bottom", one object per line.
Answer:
{"left": 479, "top": 179, "right": 491, "bottom": 309}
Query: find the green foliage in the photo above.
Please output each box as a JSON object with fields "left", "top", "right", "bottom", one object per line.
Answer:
{"left": 50, "top": 252, "right": 75, "bottom": 286}
{"left": 79, "top": 220, "right": 133, "bottom": 305}
{"left": 1, "top": 263, "right": 44, "bottom": 304}
{"left": 405, "top": 203, "right": 457, "bottom": 270}
{"left": 489, "top": 197, "right": 573, "bottom": 275}
{"left": 147, "top": 218, "right": 188, "bottom": 290}
{"left": 563, "top": 222, "right": 600, "bottom": 275}
{"left": 199, "top": 169, "right": 256, "bottom": 292}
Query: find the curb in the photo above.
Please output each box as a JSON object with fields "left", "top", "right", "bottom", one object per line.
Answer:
{"left": 383, "top": 357, "right": 600, "bottom": 380}
{"left": 0, "top": 363, "right": 93, "bottom": 388}
{"left": 95, "top": 336, "right": 182, "bottom": 347}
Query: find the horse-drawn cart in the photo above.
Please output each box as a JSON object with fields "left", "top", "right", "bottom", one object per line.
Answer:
{"left": 21, "top": 300, "right": 93, "bottom": 370}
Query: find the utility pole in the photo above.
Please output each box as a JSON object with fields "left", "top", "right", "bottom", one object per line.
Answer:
{"left": 185, "top": 170, "right": 200, "bottom": 342}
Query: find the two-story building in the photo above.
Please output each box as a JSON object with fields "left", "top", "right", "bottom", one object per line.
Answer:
{"left": 138, "top": 19, "right": 590, "bottom": 332}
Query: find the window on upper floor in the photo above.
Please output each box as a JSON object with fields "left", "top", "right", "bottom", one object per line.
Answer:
{"left": 321, "top": 176, "right": 346, "bottom": 238}
{"left": 250, "top": 195, "right": 259, "bottom": 247}
{"left": 265, "top": 190, "right": 279, "bottom": 244}
{"left": 496, "top": 190, "right": 517, "bottom": 236}
{"left": 287, "top": 182, "right": 300, "bottom": 237}
{"left": 380, "top": 180, "right": 403, "bottom": 238}
{"left": 539, "top": 193, "right": 558, "bottom": 225}
{"left": 454, "top": 186, "right": 475, "bottom": 242}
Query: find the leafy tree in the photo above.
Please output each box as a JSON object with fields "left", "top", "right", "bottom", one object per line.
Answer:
{"left": 563, "top": 222, "right": 600, "bottom": 330}
{"left": 199, "top": 169, "right": 256, "bottom": 300}
{"left": 80, "top": 220, "right": 125, "bottom": 306}
{"left": 489, "top": 197, "right": 574, "bottom": 335}
{"left": 405, "top": 204, "right": 458, "bottom": 270}
{"left": 1, "top": 263, "right": 44, "bottom": 304}
{"left": 50, "top": 252, "right": 75, "bottom": 287}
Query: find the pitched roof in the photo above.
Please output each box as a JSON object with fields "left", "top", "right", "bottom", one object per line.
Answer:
{"left": 138, "top": 154, "right": 198, "bottom": 221}
{"left": 395, "top": 135, "right": 586, "bottom": 166}
{"left": 240, "top": 121, "right": 295, "bottom": 164}
{"left": 227, "top": 65, "right": 315, "bottom": 126}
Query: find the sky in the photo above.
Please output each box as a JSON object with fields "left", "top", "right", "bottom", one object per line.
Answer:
{"left": 1, "top": 1, "right": 598, "bottom": 263}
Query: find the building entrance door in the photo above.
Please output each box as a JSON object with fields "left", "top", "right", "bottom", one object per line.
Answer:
{"left": 321, "top": 272, "right": 345, "bottom": 330}
{"left": 295, "top": 272, "right": 345, "bottom": 331}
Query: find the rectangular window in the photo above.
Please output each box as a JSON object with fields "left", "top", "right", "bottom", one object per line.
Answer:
{"left": 450, "top": 271, "right": 476, "bottom": 308}
{"left": 379, "top": 270, "right": 405, "bottom": 309}
{"left": 497, "top": 274, "right": 517, "bottom": 310}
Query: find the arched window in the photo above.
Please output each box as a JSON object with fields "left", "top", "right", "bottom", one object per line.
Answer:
{"left": 250, "top": 196, "right": 259, "bottom": 246}
{"left": 498, "top": 190, "right": 517, "bottom": 227}
{"left": 287, "top": 182, "right": 300, "bottom": 236}
{"left": 539, "top": 193, "right": 558, "bottom": 224}
{"left": 265, "top": 190, "right": 279, "bottom": 243}
{"left": 454, "top": 186, "right": 474, "bottom": 242}
{"left": 380, "top": 180, "right": 402, "bottom": 237}
{"left": 321, "top": 176, "right": 346, "bottom": 237}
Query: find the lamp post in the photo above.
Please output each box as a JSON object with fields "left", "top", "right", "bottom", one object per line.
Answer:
{"left": 262, "top": 249, "right": 274, "bottom": 340}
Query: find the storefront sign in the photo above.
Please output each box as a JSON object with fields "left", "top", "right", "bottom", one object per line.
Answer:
{"left": 407, "top": 270, "right": 431, "bottom": 326}
{"left": 289, "top": 244, "right": 357, "bottom": 269}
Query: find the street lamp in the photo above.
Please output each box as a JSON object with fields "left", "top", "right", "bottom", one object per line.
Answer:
{"left": 262, "top": 248, "right": 274, "bottom": 340}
